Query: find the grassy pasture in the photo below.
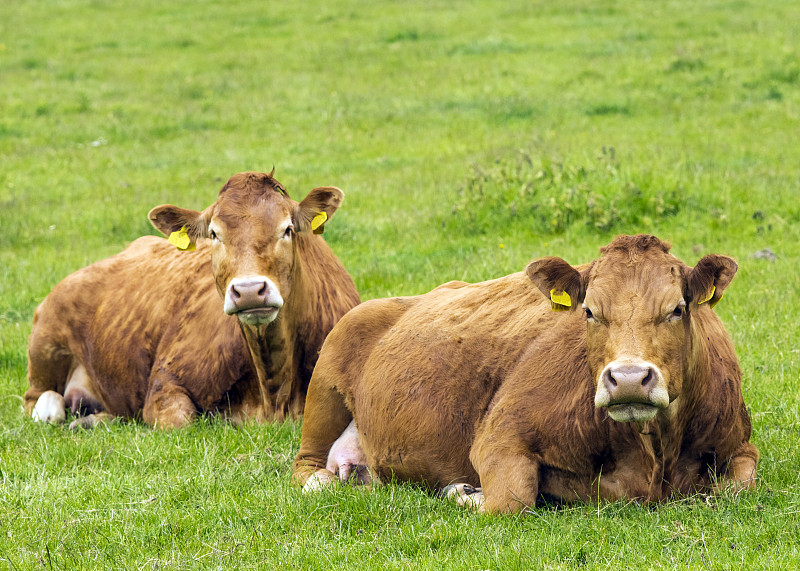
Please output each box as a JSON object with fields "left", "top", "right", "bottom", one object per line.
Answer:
{"left": 1, "top": 0, "right": 799, "bottom": 568}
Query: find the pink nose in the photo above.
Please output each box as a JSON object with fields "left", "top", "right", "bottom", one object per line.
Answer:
{"left": 602, "top": 363, "right": 656, "bottom": 404}
{"left": 228, "top": 278, "right": 270, "bottom": 312}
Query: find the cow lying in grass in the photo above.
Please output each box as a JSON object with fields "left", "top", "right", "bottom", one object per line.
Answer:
{"left": 294, "top": 234, "right": 758, "bottom": 513}
{"left": 26, "top": 171, "right": 360, "bottom": 428}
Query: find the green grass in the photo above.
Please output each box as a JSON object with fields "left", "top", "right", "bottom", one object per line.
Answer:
{"left": 1, "top": 0, "right": 799, "bottom": 567}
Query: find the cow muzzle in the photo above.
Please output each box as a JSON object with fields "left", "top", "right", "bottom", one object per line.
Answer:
{"left": 594, "top": 360, "right": 669, "bottom": 423}
{"left": 224, "top": 276, "right": 284, "bottom": 325}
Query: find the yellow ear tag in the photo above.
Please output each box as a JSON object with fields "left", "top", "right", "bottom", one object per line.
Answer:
{"left": 168, "top": 225, "right": 196, "bottom": 251}
{"left": 550, "top": 289, "right": 571, "bottom": 311}
{"left": 698, "top": 285, "right": 716, "bottom": 305}
{"left": 310, "top": 211, "right": 327, "bottom": 235}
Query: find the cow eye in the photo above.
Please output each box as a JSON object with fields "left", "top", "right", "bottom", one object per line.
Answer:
{"left": 584, "top": 307, "right": 595, "bottom": 322}
{"left": 283, "top": 225, "right": 294, "bottom": 238}
{"left": 209, "top": 229, "right": 218, "bottom": 241}
{"left": 668, "top": 304, "right": 684, "bottom": 322}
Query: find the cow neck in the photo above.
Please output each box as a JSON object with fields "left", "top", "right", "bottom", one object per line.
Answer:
{"left": 669, "top": 315, "right": 717, "bottom": 450}
{"left": 684, "top": 315, "right": 713, "bottom": 403}
{"left": 239, "top": 317, "right": 291, "bottom": 419}
{"left": 631, "top": 416, "right": 665, "bottom": 501}
{"left": 665, "top": 316, "right": 712, "bottom": 444}
{"left": 636, "top": 317, "right": 708, "bottom": 499}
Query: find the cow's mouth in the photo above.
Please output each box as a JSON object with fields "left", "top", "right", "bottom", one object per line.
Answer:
{"left": 606, "top": 403, "right": 659, "bottom": 423}
{"left": 236, "top": 306, "right": 281, "bottom": 325}
{"left": 595, "top": 360, "right": 670, "bottom": 423}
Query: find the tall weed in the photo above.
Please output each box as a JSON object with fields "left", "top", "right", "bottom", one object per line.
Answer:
{"left": 448, "top": 147, "right": 696, "bottom": 235}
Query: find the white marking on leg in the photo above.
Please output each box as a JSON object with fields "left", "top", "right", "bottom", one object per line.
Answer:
{"left": 31, "top": 391, "right": 66, "bottom": 423}
{"left": 443, "top": 483, "right": 486, "bottom": 511}
{"left": 302, "top": 469, "right": 338, "bottom": 493}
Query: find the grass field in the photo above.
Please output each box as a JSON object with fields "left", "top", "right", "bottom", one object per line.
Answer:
{"left": 2, "top": 0, "right": 799, "bottom": 568}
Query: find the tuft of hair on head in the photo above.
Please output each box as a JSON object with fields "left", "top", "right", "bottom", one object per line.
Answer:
{"left": 600, "top": 234, "right": 671, "bottom": 263}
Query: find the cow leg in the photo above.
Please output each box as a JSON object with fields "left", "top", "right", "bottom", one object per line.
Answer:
{"left": 719, "top": 442, "right": 759, "bottom": 493}
{"left": 476, "top": 453, "right": 542, "bottom": 514}
{"left": 295, "top": 297, "right": 411, "bottom": 491}
{"left": 470, "top": 424, "right": 542, "bottom": 513}
{"left": 143, "top": 376, "right": 197, "bottom": 429}
{"left": 293, "top": 377, "right": 353, "bottom": 491}
{"left": 30, "top": 364, "right": 112, "bottom": 429}
{"left": 31, "top": 391, "right": 66, "bottom": 423}
{"left": 24, "top": 317, "right": 71, "bottom": 419}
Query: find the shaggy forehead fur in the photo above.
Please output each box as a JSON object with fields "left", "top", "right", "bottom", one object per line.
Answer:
{"left": 213, "top": 171, "right": 292, "bottom": 227}
{"left": 599, "top": 234, "right": 672, "bottom": 261}
{"left": 219, "top": 170, "right": 288, "bottom": 198}
{"left": 587, "top": 234, "right": 685, "bottom": 318}
{"left": 592, "top": 234, "right": 683, "bottom": 286}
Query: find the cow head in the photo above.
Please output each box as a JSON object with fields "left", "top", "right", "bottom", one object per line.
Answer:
{"left": 527, "top": 235, "right": 737, "bottom": 424}
{"left": 148, "top": 171, "right": 344, "bottom": 326}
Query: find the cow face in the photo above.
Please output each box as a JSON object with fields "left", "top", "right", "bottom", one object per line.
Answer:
{"left": 527, "top": 235, "right": 737, "bottom": 424}
{"left": 148, "top": 171, "right": 344, "bottom": 326}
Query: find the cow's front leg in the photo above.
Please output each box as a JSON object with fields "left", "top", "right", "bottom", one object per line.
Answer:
{"left": 31, "top": 391, "right": 66, "bottom": 423}
{"left": 143, "top": 376, "right": 197, "bottom": 429}
{"left": 718, "top": 442, "right": 759, "bottom": 493}
{"left": 469, "top": 431, "right": 542, "bottom": 514}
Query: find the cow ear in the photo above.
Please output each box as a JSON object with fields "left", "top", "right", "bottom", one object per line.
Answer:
{"left": 525, "top": 256, "right": 586, "bottom": 311}
{"left": 295, "top": 187, "right": 344, "bottom": 235}
{"left": 687, "top": 254, "right": 737, "bottom": 309}
{"left": 148, "top": 205, "right": 210, "bottom": 248}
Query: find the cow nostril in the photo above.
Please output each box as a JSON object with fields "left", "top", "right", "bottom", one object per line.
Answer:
{"left": 258, "top": 283, "right": 267, "bottom": 297}
{"left": 642, "top": 368, "right": 653, "bottom": 386}
{"left": 231, "top": 286, "right": 241, "bottom": 300}
{"left": 605, "top": 369, "right": 617, "bottom": 388}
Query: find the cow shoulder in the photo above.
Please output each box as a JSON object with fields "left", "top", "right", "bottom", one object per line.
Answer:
{"left": 475, "top": 311, "right": 597, "bottom": 450}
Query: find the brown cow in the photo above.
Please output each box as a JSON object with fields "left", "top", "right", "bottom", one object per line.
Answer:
{"left": 25, "top": 171, "right": 360, "bottom": 428}
{"left": 294, "top": 234, "right": 758, "bottom": 513}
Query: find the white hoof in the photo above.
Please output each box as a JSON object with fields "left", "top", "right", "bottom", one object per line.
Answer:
{"left": 443, "top": 483, "right": 486, "bottom": 511}
{"left": 31, "top": 391, "right": 66, "bottom": 423}
{"left": 303, "top": 470, "right": 338, "bottom": 493}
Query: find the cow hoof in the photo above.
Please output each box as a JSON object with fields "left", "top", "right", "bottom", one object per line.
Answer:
{"left": 31, "top": 391, "right": 66, "bottom": 423}
{"left": 443, "top": 483, "right": 485, "bottom": 512}
{"left": 303, "top": 469, "right": 338, "bottom": 493}
{"left": 68, "top": 413, "right": 111, "bottom": 431}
